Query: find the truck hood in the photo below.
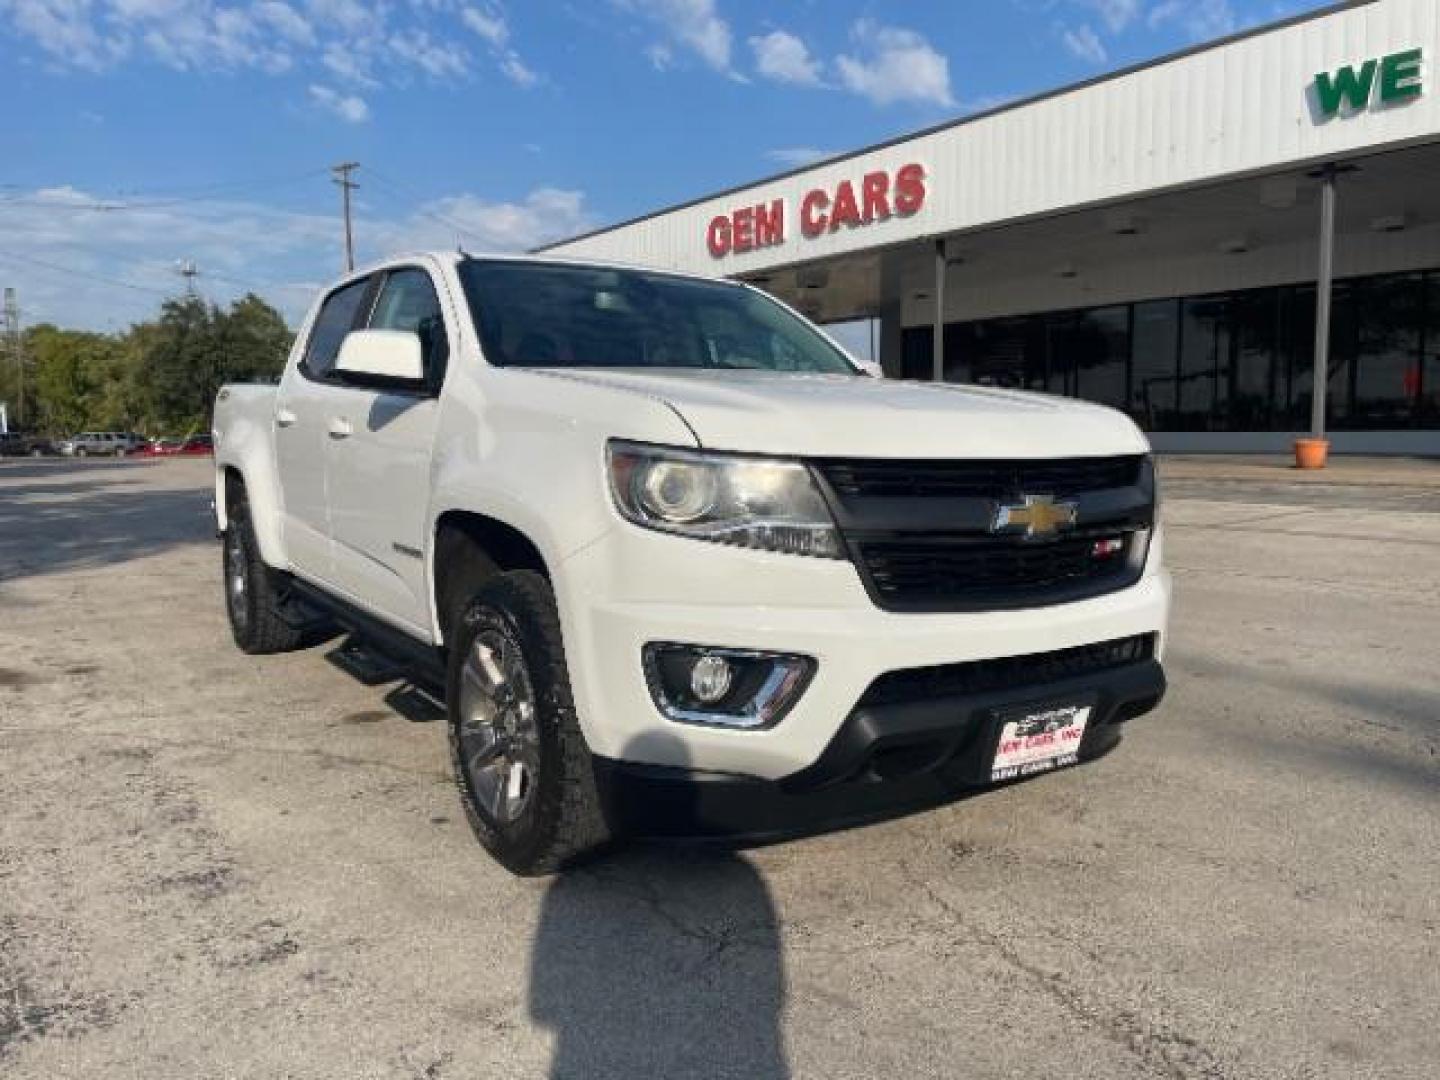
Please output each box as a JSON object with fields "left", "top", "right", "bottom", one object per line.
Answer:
{"left": 526, "top": 369, "right": 1148, "bottom": 459}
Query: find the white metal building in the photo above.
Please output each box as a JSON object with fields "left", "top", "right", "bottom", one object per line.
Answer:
{"left": 544, "top": 0, "right": 1440, "bottom": 454}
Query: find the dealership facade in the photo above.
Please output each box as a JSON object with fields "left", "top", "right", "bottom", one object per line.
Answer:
{"left": 546, "top": 0, "right": 1440, "bottom": 453}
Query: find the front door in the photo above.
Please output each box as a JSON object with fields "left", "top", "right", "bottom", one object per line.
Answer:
{"left": 324, "top": 264, "right": 453, "bottom": 635}
{"left": 274, "top": 274, "right": 373, "bottom": 583}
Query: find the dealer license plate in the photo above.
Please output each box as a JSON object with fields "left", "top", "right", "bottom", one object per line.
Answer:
{"left": 990, "top": 702, "right": 1092, "bottom": 782}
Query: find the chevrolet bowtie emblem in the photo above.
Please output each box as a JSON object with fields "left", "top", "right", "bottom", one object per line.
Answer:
{"left": 992, "top": 493, "right": 1079, "bottom": 539}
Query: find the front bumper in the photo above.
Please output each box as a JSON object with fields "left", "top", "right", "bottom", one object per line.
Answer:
{"left": 557, "top": 523, "right": 1171, "bottom": 781}
{"left": 594, "top": 655, "right": 1165, "bottom": 840}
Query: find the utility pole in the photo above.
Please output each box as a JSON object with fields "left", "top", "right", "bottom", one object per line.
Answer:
{"left": 3, "top": 288, "right": 21, "bottom": 428}
{"left": 177, "top": 259, "right": 200, "bottom": 296}
{"left": 332, "top": 161, "right": 360, "bottom": 272}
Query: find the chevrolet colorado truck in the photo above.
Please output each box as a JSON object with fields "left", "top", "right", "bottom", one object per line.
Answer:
{"left": 213, "top": 253, "right": 1169, "bottom": 875}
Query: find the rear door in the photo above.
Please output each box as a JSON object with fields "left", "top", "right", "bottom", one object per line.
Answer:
{"left": 273, "top": 275, "right": 374, "bottom": 583}
{"left": 324, "top": 263, "right": 452, "bottom": 635}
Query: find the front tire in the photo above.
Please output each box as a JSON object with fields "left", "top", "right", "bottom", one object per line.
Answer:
{"left": 448, "top": 571, "right": 609, "bottom": 876}
{"left": 223, "top": 493, "right": 306, "bottom": 654}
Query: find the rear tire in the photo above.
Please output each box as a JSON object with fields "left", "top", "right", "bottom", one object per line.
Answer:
{"left": 448, "top": 571, "right": 609, "bottom": 876}
{"left": 223, "top": 492, "right": 306, "bottom": 655}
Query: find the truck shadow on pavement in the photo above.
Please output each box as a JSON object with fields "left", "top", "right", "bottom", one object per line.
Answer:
{"left": 0, "top": 465, "right": 212, "bottom": 583}
{"left": 529, "top": 733, "right": 789, "bottom": 1080}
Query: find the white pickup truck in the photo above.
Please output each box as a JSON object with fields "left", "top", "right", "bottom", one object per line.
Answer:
{"left": 213, "top": 252, "right": 1169, "bottom": 875}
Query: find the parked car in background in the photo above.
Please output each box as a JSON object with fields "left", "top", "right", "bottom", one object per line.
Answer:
{"left": 0, "top": 431, "right": 57, "bottom": 457}
{"left": 59, "top": 431, "right": 149, "bottom": 457}
{"left": 133, "top": 437, "right": 179, "bottom": 457}
{"left": 132, "top": 434, "right": 212, "bottom": 458}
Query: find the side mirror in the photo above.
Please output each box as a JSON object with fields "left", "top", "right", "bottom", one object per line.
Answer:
{"left": 334, "top": 329, "right": 424, "bottom": 384}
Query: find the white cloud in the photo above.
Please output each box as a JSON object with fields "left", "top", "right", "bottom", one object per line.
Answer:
{"left": 499, "top": 53, "right": 537, "bottom": 87}
{"left": 646, "top": 42, "right": 673, "bottom": 70}
{"left": 321, "top": 42, "right": 377, "bottom": 85}
{"left": 254, "top": 1, "right": 314, "bottom": 45}
{"left": 765, "top": 147, "right": 830, "bottom": 167}
{"left": 460, "top": 4, "right": 540, "bottom": 88}
{"left": 390, "top": 29, "right": 469, "bottom": 79}
{"left": 304, "top": 0, "right": 368, "bottom": 35}
{"left": 308, "top": 83, "right": 369, "bottom": 122}
{"left": 460, "top": 5, "right": 508, "bottom": 47}
{"left": 617, "top": 0, "right": 732, "bottom": 73}
{"left": 750, "top": 29, "right": 822, "bottom": 87}
{"left": 1061, "top": 23, "right": 1107, "bottom": 65}
{"left": 1148, "top": 0, "right": 1237, "bottom": 40}
{"left": 1084, "top": 0, "right": 1140, "bottom": 33}
{"left": 834, "top": 20, "right": 954, "bottom": 108}
{"left": 381, "top": 187, "right": 593, "bottom": 253}
{"left": 3, "top": 0, "right": 127, "bottom": 70}
{"left": 0, "top": 0, "right": 540, "bottom": 88}
{"left": 0, "top": 181, "right": 594, "bottom": 330}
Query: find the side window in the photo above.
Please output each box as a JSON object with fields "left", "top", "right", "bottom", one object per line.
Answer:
{"left": 368, "top": 268, "right": 450, "bottom": 390}
{"left": 302, "top": 278, "right": 371, "bottom": 379}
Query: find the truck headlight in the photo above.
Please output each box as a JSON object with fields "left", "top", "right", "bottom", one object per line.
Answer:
{"left": 608, "top": 441, "right": 844, "bottom": 559}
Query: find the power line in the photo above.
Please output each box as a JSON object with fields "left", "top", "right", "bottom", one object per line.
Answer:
{"left": 364, "top": 167, "right": 490, "bottom": 249}
{"left": 0, "top": 250, "right": 172, "bottom": 295}
{"left": 0, "top": 167, "right": 332, "bottom": 213}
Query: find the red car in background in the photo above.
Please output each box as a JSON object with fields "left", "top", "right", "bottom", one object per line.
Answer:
{"left": 134, "top": 435, "right": 213, "bottom": 458}
{"left": 175, "top": 435, "right": 214, "bottom": 456}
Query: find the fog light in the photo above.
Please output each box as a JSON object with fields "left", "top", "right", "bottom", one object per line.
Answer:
{"left": 643, "top": 643, "right": 815, "bottom": 729}
{"left": 689, "top": 654, "right": 734, "bottom": 704}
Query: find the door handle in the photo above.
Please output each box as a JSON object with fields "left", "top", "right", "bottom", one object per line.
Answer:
{"left": 328, "top": 417, "right": 354, "bottom": 440}
{"left": 275, "top": 407, "right": 298, "bottom": 428}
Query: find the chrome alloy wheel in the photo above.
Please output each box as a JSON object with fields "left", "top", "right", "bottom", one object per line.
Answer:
{"left": 458, "top": 621, "right": 540, "bottom": 825}
{"left": 225, "top": 529, "right": 249, "bottom": 630}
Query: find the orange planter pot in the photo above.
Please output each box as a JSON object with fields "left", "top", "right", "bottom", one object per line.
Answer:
{"left": 1294, "top": 437, "right": 1329, "bottom": 469}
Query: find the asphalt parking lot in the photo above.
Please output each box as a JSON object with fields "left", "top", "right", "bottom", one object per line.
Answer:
{"left": 1, "top": 456, "right": 1436, "bottom": 1079}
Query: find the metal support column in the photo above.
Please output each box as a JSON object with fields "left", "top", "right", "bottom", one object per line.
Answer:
{"left": 1310, "top": 167, "right": 1339, "bottom": 440}
{"left": 932, "top": 240, "right": 946, "bottom": 383}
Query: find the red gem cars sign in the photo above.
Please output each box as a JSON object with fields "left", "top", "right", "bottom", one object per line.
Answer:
{"left": 705, "top": 163, "right": 927, "bottom": 259}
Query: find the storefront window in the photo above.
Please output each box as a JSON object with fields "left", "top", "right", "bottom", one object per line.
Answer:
{"left": 900, "top": 325, "right": 933, "bottom": 380}
{"left": 1424, "top": 272, "right": 1440, "bottom": 424}
{"left": 966, "top": 316, "right": 1047, "bottom": 391}
{"left": 1043, "top": 314, "right": 1075, "bottom": 396}
{"left": 1346, "top": 274, "right": 1422, "bottom": 429}
{"left": 1281, "top": 286, "right": 1316, "bottom": 431}
{"left": 897, "top": 265, "right": 1437, "bottom": 431}
{"left": 1132, "top": 300, "right": 1179, "bottom": 431}
{"left": 1072, "top": 306, "right": 1129, "bottom": 410}
{"left": 1177, "top": 296, "right": 1228, "bottom": 430}
{"left": 1229, "top": 291, "right": 1280, "bottom": 430}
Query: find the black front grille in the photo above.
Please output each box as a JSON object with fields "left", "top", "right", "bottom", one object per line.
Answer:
{"left": 856, "top": 530, "right": 1135, "bottom": 608}
{"left": 817, "top": 455, "right": 1143, "bottom": 501}
{"left": 811, "top": 453, "right": 1154, "bottom": 612}
{"left": 859, "top": 634, "right": 1156, "bottom": 708}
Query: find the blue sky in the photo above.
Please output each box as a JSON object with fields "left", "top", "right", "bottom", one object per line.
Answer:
{"left": 0, "top": 0, "right": 1327, "bottom": 331}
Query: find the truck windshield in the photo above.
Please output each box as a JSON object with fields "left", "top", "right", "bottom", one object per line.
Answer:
{"left": 458, "top": 258, "right": 858, "bottom": 375}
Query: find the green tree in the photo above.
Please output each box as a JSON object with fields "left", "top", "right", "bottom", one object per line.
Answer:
{"left": 17, "top": 293, "right": 292, "bottom": 436}
{"left": 138, "top": 293, "right": 292, "bottom": 433}
{"left": 27, "top": 325, "right": 123, "bottom": 434}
